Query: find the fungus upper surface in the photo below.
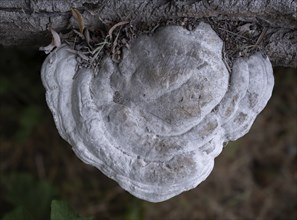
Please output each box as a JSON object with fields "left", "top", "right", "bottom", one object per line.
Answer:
{"left": 41, "top": 22, "right": 274, "bottom": 202}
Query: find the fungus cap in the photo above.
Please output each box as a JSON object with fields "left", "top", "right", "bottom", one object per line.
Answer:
{"left": 41, "top": 22, "right": 274, "bottom": 202}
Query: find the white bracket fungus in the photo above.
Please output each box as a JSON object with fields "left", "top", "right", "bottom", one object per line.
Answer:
{"left": 41, "top": 22, "right": 274, "bottom": 202}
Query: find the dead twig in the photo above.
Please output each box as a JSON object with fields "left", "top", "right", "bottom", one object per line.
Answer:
{"left": 254, "top": 27, "right": 268, "bottom": 47}
{"left": 111, "top": 29, "right": 121, "bottom": 62}
{"left": 218, "top": 27, "right": 250, "bottom": 40}
{"left": 108, "top": 21, "right": 129, "bottom": 39}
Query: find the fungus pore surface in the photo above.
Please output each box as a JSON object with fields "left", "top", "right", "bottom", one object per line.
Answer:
{"left": 41, "top": 22, "right": 274, "bottom": 202}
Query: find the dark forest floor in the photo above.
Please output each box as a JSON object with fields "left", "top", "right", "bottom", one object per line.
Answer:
{"left": 0, "top": 46, "right": 296, "bottom": 220}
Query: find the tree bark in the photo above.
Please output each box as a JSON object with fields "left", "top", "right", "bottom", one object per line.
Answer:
{"left": 0, "top": 0, "right": 296, "bottom": 67}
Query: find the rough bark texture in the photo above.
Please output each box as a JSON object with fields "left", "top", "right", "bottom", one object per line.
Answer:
{"left": 0, "top": 0, "right": 296, "bottom": 67}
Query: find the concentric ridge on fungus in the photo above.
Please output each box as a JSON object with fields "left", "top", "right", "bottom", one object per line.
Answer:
{"left": 41, "top": 22, "right": 274, "bottom": 202}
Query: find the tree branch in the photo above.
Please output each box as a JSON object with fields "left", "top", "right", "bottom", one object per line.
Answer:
{"left": 0, "top": 0, "right": 296, "bottom": 67}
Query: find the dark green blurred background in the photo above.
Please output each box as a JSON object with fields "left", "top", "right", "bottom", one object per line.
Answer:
{"left": 0, "top": 46, "right": 296, "bottom": 220}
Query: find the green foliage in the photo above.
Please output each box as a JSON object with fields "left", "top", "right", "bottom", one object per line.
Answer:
{"left": 0, "top": 173, "right": 94, "bottom": 220}
{"left": 2, "top": 206, "right": 34, "bottom": 220}
{"left": 50, "top": 200, "right": 94, "bottom": 220}
{"left": 125, "top": 200, "right": 143, "bottom": 220}
{"left": 1, "top": 173, "right": 56, "bottom": 220}
{"left": 0, "top": 46, "right": 46, "bottom": 141}
{"left": 16, "top": 105, "right": 43, "bottom": 140}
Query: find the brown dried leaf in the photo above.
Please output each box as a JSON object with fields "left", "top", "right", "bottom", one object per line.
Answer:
{"left": 71, "top": 8, "right": 85, "bottom": 34}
